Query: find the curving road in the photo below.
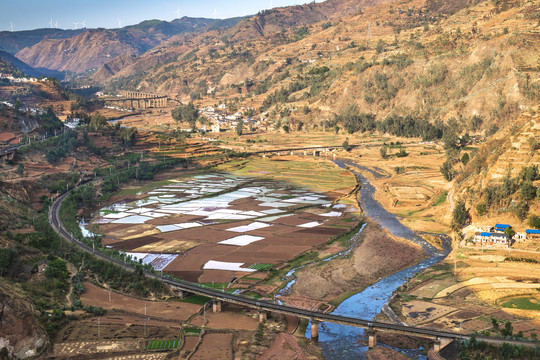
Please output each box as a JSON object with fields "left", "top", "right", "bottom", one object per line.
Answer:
{"left": 49, "top": 186, "right": 537, "bottom": 349}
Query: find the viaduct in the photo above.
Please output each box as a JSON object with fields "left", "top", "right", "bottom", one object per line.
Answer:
{"left": 103, "top": 91, "right": 168, "bottom": 110}
{"left": 49, "top": 185, "right": 538, "bottom": 356}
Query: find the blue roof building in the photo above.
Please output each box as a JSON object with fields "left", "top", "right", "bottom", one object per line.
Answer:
{"left": 494, "top": 224, "right": 510, "bottom": 232}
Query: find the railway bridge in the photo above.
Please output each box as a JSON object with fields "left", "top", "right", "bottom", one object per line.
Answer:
{"left": 49, "top": 187, "right": 538, "bottom": 355}
{"left": 104, "top": 91, "right": 168, "bottom": 110}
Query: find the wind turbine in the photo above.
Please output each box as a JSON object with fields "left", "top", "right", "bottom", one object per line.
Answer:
{"left": 49, "top": 18, "right": 54, "bottom": 28}
{"left": 213, "top": 8, "right": 217, "bottom": 18}
{"left": 10, "top": 21, "right": 13, "bottom": 32}
{"left": 175, "top": 8, "right": 181, "bottom": 19}
{"left": 81, "top": 19, "right": 86, "bottom": 28}
{"left": 73, "top": 22, "right": 79, "bottom": 29}
{"left": 118, "top": 19, "right": 122, "bottom": 28}
{"left": 55, "top": 21, "right": 59, "bottom": 29}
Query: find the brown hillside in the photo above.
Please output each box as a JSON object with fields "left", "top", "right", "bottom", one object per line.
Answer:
{"left": 94, "top": 0, "right": 538, "bottom": 129}
{"left": 90, "top": 54, "right": 139, "bottom": 83}
{"left": 16, "top": 29, "right": 138, "bottom": 73}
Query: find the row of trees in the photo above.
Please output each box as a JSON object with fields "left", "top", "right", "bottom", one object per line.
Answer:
{"left": 476, "top": 165, "right": 540, "bottom": 221}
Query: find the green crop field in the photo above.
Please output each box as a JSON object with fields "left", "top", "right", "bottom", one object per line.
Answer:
{"left": 147, "top": 339, "right": 179, "bottom": 350}
{"left": 220, "top": 157, "right": 355, "bottom": 192}
{"left": 183, "top": 327, "right": 202, "bottom": 335}
{"left": 249, "top": 263, "right": 274, "bottom": 271}
{"left": 501, "top": 297, "right": 540, "bottom": 311}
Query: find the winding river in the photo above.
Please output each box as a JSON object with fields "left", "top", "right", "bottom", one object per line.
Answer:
{"left": 304, "top": 160, "right": 452, "bottom": 359}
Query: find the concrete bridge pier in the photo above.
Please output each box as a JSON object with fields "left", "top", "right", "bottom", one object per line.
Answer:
{"left": 433, "top": 337, "right": 453, "bottom": 352}
{"left": 367, "top": 330, "right": 377, "bottom": 348}
{"left": 311, "top": 321, "right": 319, "bottom": 340}
{"left": 258, "top": 311, "right": 267, "bottom": 322}
{"left": 212, "top": 300, "right": 222, "bottom": 313}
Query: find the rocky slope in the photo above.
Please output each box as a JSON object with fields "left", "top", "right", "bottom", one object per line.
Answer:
{"left": 0, "top": 281, "right": 49, "bottom": 359}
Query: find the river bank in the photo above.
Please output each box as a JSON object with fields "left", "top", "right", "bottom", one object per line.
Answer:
{"left": 292, "top": 221, "right": 427, "bottom": 302}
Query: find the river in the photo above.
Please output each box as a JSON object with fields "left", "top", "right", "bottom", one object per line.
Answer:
{"left": 304, "top": 160, "right": 452, "bottom": 359}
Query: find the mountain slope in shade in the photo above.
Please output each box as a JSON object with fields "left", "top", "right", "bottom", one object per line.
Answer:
{"left": 14, "top": 17, "right": 243, "bottom": 74}
{"left": 0, "top": 28, "right": 85, "bottom": 54}
{"left": 0, "top": 49, "right": 62, "bottom": 78}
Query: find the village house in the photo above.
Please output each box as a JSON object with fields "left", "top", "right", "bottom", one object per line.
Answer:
{"left": 493, "top": 223, "right": 510, "bottom": 232}
{"left": 473, "top": 231, "right": 510, "bottom": 246}
{"left": 525, "top": 229, "right": 540, "bottom": 240}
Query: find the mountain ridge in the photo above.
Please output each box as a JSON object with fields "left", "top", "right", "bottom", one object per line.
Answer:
{"left": 12, "top": 17, "right": 244, "bottom": 74}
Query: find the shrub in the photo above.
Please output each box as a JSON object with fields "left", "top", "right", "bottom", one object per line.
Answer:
{"left": 520, "top": 181, "right": 537, "bottom": 201}
{"left": 530, "top": 215, "right": 540, "bottom": 229}
{"left": 476, "top": 203, "right": 487, "bottom": 216}
{"left": 461, "top": 153, "right": 470, "bottom": 166}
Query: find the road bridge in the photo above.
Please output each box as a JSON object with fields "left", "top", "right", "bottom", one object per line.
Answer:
{"left": 49, "top": 186, "right": 538, "bottom": 354}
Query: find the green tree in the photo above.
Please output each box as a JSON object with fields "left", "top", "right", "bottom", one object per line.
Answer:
{"left": 501, "top": 321, "right": 513, "bottom": 337}
{"left": 16, "top": 163, "right": 24, "bottom": 175}
{"left": 342, "top": 139, "right": 350, "bottom": 152}
{"left": 396, "top": 148, "right": 408, "bottom": 157}
{"left": 514, "top": 200, "right": 529, "bottom": 221}
{"left": 236, "top": 121, "right": 243, "bottom": 136}
{"left": 89, "top": 113, "right": 107, "bottom": 131}
{"left": 442, "top": 131, "right": 460, "bottom": 150}
{"left": 120, "top": 127, "right": 137, "bottom": 147}
{"left": 282, "top": 124, "right": 289, "bottom": 133}
{"left": 0, "top": 248, "right": 19, "bottom": 277}
{"left": 519, "top": 165, "right": 538, "bottom": 182}
{"left": 504, "top": 227, "right": 515, "bottom": 239}
{"left": 380, "top": 144, "right": 388, "bottom": 159}
{"left": 452, "top": 201, "right": 469, "bottom": 230}
{"left": 529, "top": 214, "right": 540, "bottom": 229}
{"left": 520, "top": 181, "right": 537, "bottom": 201}
{"left": 172, "top": 103, "right": 199, "bottom": 130}
{"left": 461, "top": 152, "right": 470, "bottom": 166}
{"left": 244, "top": 108, "right": 255, "bottom": 117}
{"left": 440, "top": 160, "right": 455, "bottom": 181}
{"left": 45, "top": 258, "right": 68, "bottom": 280}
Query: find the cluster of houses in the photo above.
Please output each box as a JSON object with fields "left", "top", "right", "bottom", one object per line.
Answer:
{"left": 1, "top": 100, "right": 45, "bottom": 116}
{"left": 0, "top": 73, "right": 39, "bottom": 83}
{"left": 472, "top": 224, "right": 540, "bottom": 247}
{"left": 200, "top": 105, "right": 266, "bottom": 133}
